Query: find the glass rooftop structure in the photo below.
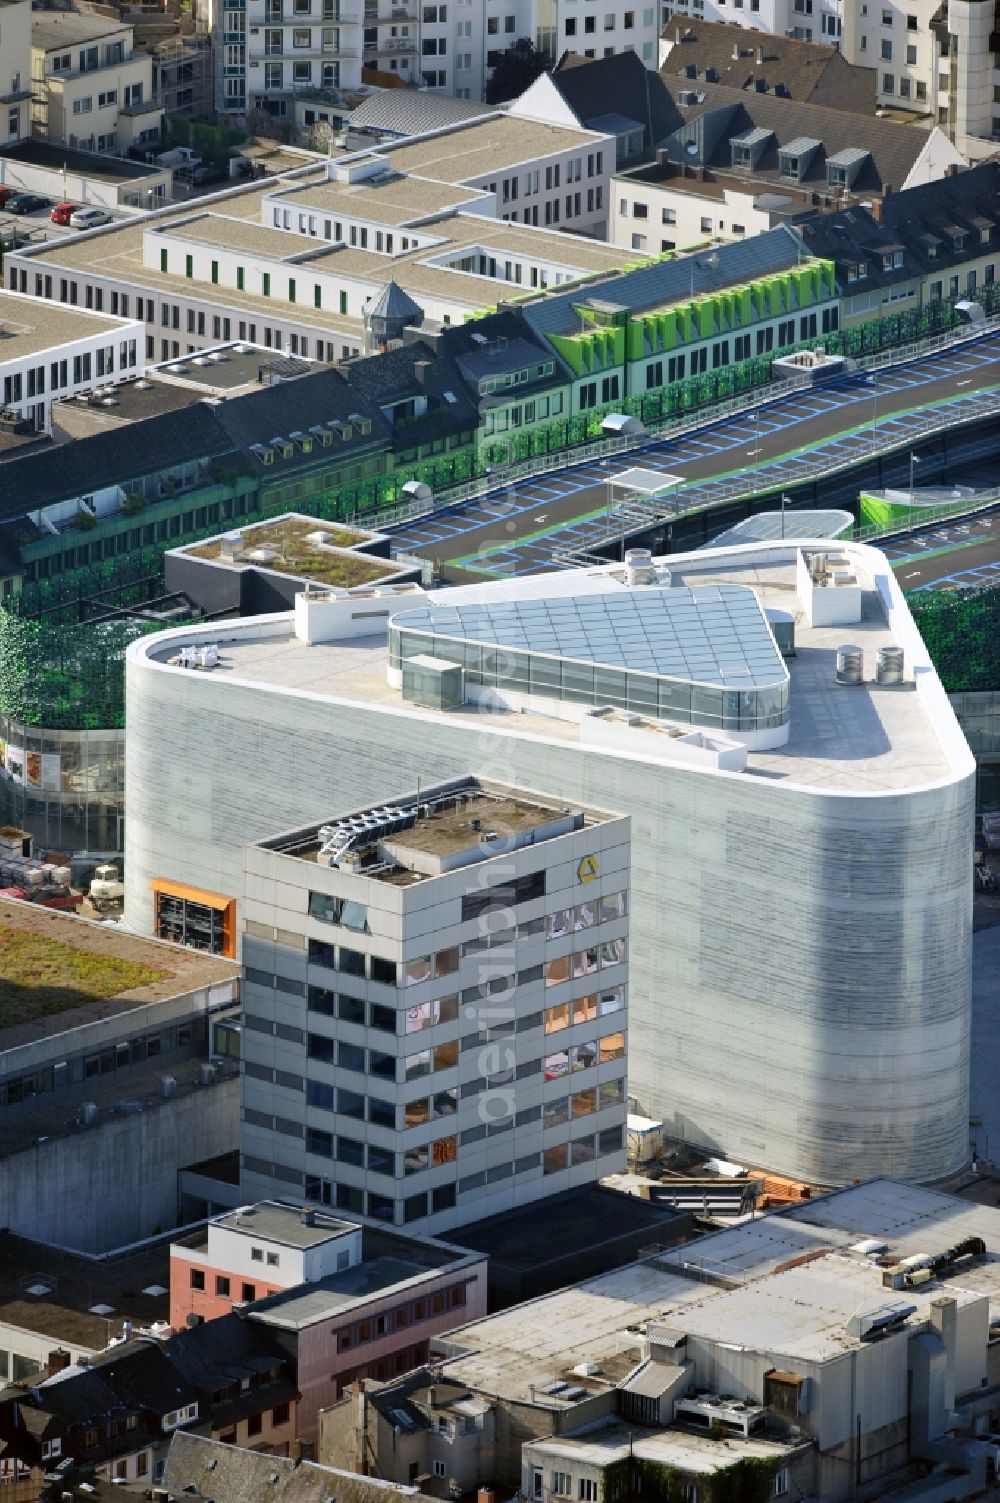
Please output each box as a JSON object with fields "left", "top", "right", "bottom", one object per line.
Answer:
{"left": 389, "top": 584, "right": 790, "bottom": 735}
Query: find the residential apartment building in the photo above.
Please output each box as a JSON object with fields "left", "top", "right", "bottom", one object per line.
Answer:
{"left": 662, "top": 0, "right": 1000, "bottom": 159}
{"left": 122, "top": 535, "right": 973, "bottom": 1186}
{"left": 662, "top": 0, "right": 845, "bottom": 47}
{"left": 359, "top": 0, "right": 669, "bottom": 102}
{"left": 659, "top": 21, "right": 876, "bottom": 108}
{"left": 238, "top": 778, "right": 629, "bottom": 1233}
{"left": 0, "top": 0, "right": 34, "bottom": 150}
{"left": 608, "top": 81, "right": 963, "bottom": 256}
{"left": 30, "top": 11, "right": 162, "bottom": 156}
{"left": 171, "top": 1201, "right": 489, "bottom": 1443}
{"left": 170, "top": 1202, "right": 363, "bottom": 1330}
{"left": 0, "top": 1312, "right": 298, "bottom": 1489}
{"left": 838, "top": 0, "right": 997, "bottom": 157}
{"left": 246, "top": 1228, "right": 487, "bottom": 1440}
{"left": 800, "top": 163, "right": 1000, "bottom": 327}
{"left": 213, "top": 0, "right": 363, "bottom": 127}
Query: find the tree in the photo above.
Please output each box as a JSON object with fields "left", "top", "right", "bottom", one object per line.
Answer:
{"left": 485, "top": 37, "right": 548, "bottom": 104}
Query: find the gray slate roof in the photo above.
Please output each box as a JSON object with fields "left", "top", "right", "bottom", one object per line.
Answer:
{"left": 551, "top": 50, "right": 683, "bottom": 149}
{"left": 164, "top": 1430, "right": 440, "bottom": 1503}
{"left": 668, "top": 80, "right": 932, "bottom": 194}
{"left": 521, "top": 222, "right": 807, "bottom": 336}
{"left": 367, "top": 279, "right": 424, "bottom": 323}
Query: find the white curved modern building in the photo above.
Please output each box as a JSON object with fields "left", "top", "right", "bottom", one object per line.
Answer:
{"left": 124, "top": 538, "right": 975, "bottom": 1186}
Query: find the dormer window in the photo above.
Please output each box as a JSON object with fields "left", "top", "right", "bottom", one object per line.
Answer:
{"left": 882, "top": 248, "right": 904, "bottom": 270}
{"left": 981, "top": 226, "right": 991, "bottom": 245}
{"left": 826, "top": 146, "right": 869, "bottom": 190}
{"left": 954, "top": 232, "right": 965, "bottom": 251}
{"left": 778, "top": 137, "right": 821, "bottom": 182}
{"left": 845, "top": 260, "right": 867, "bottom": 282}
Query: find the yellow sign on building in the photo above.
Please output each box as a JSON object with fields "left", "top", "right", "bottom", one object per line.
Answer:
{"left": 578, "top": 854, "right": 599, "bottom": 883}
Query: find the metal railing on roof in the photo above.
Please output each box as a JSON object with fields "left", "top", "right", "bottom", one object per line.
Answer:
{"left": 349, "top": 315, "right": 1000, "bottom": 539}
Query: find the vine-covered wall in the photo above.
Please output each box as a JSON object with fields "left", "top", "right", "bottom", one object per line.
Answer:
{"left": 602, "top": 1453, "right": 780, "bottom": 1503}
{"left": 906, "top": 585, "right": 1000, "bottom": 694}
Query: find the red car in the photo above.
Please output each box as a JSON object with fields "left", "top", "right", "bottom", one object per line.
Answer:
{"left": 50, "top": 201, "right": 78, "bottom": 225}
{"left": 0, "top": 186, "right": 17, "bottom": 208}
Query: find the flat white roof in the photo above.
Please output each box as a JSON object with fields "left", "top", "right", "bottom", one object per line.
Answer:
{"left": 134, "top": 540, "right": 971, "bottom": 798}
{"left": 527, "top": 1423, "right": 804, "bottom": 1473}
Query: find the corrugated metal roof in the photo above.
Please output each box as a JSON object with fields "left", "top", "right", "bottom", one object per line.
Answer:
{"left": 733, "top": 125, "right": 774, "bottom": 146}
{"left": 780, "top": 134, "right": 822, "bottom": 155}
{"left": 826, "top": 145, "right": 869, "bottom": 167}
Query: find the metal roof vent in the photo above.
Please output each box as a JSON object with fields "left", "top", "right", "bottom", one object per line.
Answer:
{"left": 875, "top": 645, "right": 904, "bottom": 684}
{"left": 836, "top": 645, "right": 863, "bottom": 685}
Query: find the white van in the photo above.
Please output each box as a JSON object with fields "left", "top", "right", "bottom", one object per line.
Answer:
{"left": 69, "top": 206, "right": 112, "bottom": 229}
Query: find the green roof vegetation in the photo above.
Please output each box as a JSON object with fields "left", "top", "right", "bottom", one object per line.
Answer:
{"left": 0, "top": 928, "right": 168, "bottom": 1027}
{"left": 185, "top": 519, "right": 396, "bottom": 587}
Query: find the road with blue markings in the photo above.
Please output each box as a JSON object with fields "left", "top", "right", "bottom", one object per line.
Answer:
{"left": 386, "top": 331, "right": 1000, "bottom": 582}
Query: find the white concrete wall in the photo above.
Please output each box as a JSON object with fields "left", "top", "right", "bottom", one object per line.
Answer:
{"left": 122, "top": 543, "right": 975, "bottom": 1187}
{"left": 610, "top": 177, "right": 777, "bottom": 255}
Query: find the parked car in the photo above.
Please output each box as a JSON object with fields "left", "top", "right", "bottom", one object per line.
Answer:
{"left": 0, "top": 186, "right": 18, "bottom": 208}
{"left": 6, "top": 193, "right": 49, "bottom": 215}
{"left": 50, "top": 201, "right": 78, "bottom": 225}
{"left": 68, "top": 206, "right": 112, "bottom": 229}
{"left": 190, "top": 163, "right": 224, "bottom": 187}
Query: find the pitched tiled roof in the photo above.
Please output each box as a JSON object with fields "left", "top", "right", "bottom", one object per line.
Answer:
{"left": 660, "top": 21, "right": 876, "bottom": 114}
{"left": 164, "top": 1430, "right": 441, "bottom": 1503}
{"left": 800, "top": 160, "right": 1000, "bottom": 290}
{"left": 0, "top": 404, "right": 234, "bottom": 523}
{"left": 668, "top": 80, "right": 932, "bottom": 195}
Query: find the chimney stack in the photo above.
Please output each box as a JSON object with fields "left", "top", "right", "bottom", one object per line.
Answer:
{"left": 47, "top": 1349, "right": 71, "bottom": 1378}
{"left": 301, "top": 1206, "right": 316, "bottom": 1227}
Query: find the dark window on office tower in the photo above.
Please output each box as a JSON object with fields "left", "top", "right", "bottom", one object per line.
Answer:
{"left": 461, "top": 870, "right": 545, "bottom": 922}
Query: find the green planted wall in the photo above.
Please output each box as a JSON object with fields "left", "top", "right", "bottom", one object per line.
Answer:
{"left": 906, "top": 585, "right": 1000, "bottom": 693}
{"left": 0, "top": 612, "right": 160, "bottom": 730}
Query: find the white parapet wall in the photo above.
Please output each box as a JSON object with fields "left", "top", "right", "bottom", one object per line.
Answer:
{"left": 796, "top": 546, "right": 863, "bottom": 628}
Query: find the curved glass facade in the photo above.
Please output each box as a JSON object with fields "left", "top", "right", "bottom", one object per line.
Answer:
{"left": 0, "top": 712, "right": 124, "bottom": 855}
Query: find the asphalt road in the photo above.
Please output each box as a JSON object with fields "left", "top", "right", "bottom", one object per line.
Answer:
{"left": 883, "top": 509, "right": 1000, "bottom": 590}
{"left": 388, "top": 332, "right": 1000, "bottom": 581}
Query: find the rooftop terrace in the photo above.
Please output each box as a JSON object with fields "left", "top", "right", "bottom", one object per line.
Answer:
{"left": 178, "top": 517, "right": 401, "bottom": 589}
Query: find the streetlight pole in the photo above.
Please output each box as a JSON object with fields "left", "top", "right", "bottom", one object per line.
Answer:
{"left": 781, "top": 492, "right": 789, "bottom": 538}
{"left": 870, "top": 373, "right": 878, "bottom": 449}
{"left": 909, "top": 451, "right": 919, "bottom": 503}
